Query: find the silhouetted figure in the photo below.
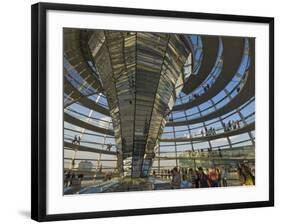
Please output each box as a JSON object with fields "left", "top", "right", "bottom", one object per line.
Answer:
{"left": 72, "top": 135, "right": 78, "bottom": 144}
{"left": 237, "top": 120, "right": 240, "bottom": 129}
{"left": 171, "top": 167, "right": 181, "bottom": 189}
{"left": 122, "top": 138, "right": 126, "bottom": 152}
{"left": 70, "top": 173, "right": 75, "bottom": 186}
{"left": 222, "top": 122, "right": 226, "bottom": 132}
{"left": 218, "top": 147, "right": 222, "bottom": 157}
{"left": 64, "top": 171, "right": 71, "bottom": 187}
{"left": 78, "top": 173, "right": 84, "bottom": 181}
{"left": 107, "top": 144, "right": 112, "bottom": 151}
{"left": 198, "top": 167, "right": 210, "bottom": 188}
{"left": 236, "top": 87, "right": 240, "bottom": 93}
{"left": 201, "top": 128, "right": 204, "bottom": 136}
{"left": 99, "top": 164, "right": 103, "bottom": 173}
{"left": 228, "top": 121, "right": 232, "bottom": 131}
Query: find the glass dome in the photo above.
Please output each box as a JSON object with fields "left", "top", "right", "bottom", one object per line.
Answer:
{"left": 63, "top": 28, "right": 255, "bottom": 193}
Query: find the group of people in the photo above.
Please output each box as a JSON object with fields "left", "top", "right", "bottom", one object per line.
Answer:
{"left": 188, "top": 91, "right": 201, "bottom": 102}
{"left": 237, "top": 163, "right": 255, "bottom": 186}
{"left": 222, "top": 120, "right": 241, "bottom": 132}
{"left": 170, "top": 166, "right": 227, "bottom": 189}
{"left": 197, "top": 120, "right": 242, "bottom": 138}
{"left": 200, "top": 126, "right": 217, "bottom": 137}
{"left": 72, "top": 135, "right": 81, "bottom": 145}
{"left": 188, "top": 82, "right": 214, "bottom": 102}
{"left": 106, "top": 144, "right": 112, "bottom": 151}
{"left": 203, "top": 84, "right": 210, "bottom": 93}
{"left": 167, "top": 163, "right": 255, "bottom": 189}
{"left": 64, "top": 171, "right": 84, "bottom": 187}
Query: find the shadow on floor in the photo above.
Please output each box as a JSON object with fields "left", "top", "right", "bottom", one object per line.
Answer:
{"left": 18, "top": 210, "right": 30, "bottom": 218}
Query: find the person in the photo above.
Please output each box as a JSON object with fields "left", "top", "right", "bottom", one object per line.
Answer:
{"left": 71, "top": 159, "right": 75, "bottom": 167}
{"left": 237, "top": 164, "right": 254, "bottom": 186}
{"left": 204, "top": 85, "right": 208, "bottom": 93}
{"left": 236, "top": 86, "right": 240, "bottom": 93}
{"left": 222, "top": 122, "right": 226, "bottom": 132}
{"left": 237, "top": 120, "right": 240, "bottom": 129}
{"left": 233, "top": 121, "right": 237, "bottom": 129}
{"left": 220, "top": 167, "right": 227, "bottom": 187}
{"left": 122, "top": 138, "right": 126, "bottom": 151}
{"left": 198, "top": 167, "right": 210, "bottom": 188}
{"left": 171, "top": 167, "right": 181, "bottom": 189}
{"left": 218, "top": 147, "right": 222, "bottom": 157}
{"left": 201, "top": 128, "right": 204, "bottom": 137}
{"left": 194, "top": 170, "right": 200, "bottom": 188}
{"left": 107, "top": 144, "right": 112, "bottom": 151}
{"left": 64, "top": 171, "right": 71, "bottom": 187}
{"left": 78, "top": 173, "right": 84, "bottom": 182}
{"left": 228, "top": 121, "right": 232, "bottom": 131}
{"left": 237, "top": 167, "right": 244, "bottom": 184}
{"left": 167, "top": 169, "right": 171, "bottom": 180}
{"left": 208, "top": 167, "right": 219, "bottom": 187}
{"left": 242, "top": 164, "right": 255, "bottom": 185}
{"left": 72, "top": 135, "right": 78, "bottom": 144}
{"left": 77, "top": 136, "right": 81, "bottom": 145}
{"left": 151, "top": 170, "right": 157, "bottom": 189}
{"left": 206, "top": 168, "right": 209, "bottom": 174}
{"left": 232, "top": 120, "right": 235, "bottom": 130}
{"left": 216, "top": 168, "right": 222, "bottom": 186}
{"left": 188, "top": 168, "right": 196, "bottom": 188}
{"left": 152, "top": 170, "right": 156, "bottom": 178}
{"left": 99, "top": 164, "right": 103, "bottom": 173}
{"left": 69, "top": 173, "right": 76, "bottom": 186}
{"left": 181, "top": 174, "right": 191, "bottom": 189}
{"left": 180, "top": 167, "right": 184, "bottom": 175}
{"left": 251, "top": 167, "right": 255, "bottom": 178}
{"left": 204, "top": 126, "right": 208, "bottom": 134}
{"left": 104, "top": 172, "right": 112, "bottom": 181}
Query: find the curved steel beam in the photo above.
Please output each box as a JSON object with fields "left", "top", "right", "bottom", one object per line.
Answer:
{"left": 64, "top": 77, "right": 110, "bottom": 116}
{"left": 173, "top": 36, "right": 245, "bottom": 111}
{"left": 161, "top": 122, "right": 254, "bottom": 142}
{"left": 64, "top": 113, "right": 114, "bottom": 136}
{"left": 64, "top": 29, "right": 103, "bottom": 92}
{"left": 181, "top": 36, "right": 219, "bottom": 95}
{"left": 167, "top": 38, "right": 255, "bottom": 126}
{"left": 64, "top": 141, "right": 116, "bottom": 155}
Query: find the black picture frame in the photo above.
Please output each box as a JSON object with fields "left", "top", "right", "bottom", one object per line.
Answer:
{"left": 31, "top": 2, "right": 274, "bottom": 222}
